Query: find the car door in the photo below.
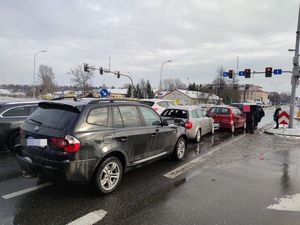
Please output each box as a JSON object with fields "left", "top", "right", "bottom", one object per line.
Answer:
{"left": 196, "top": 108, "right": 210, "bottom": 134}
{"left": 138, "top": 106, "right": 173, "bottom": 156}
{"left": 112, "top": 106, "right": 151, "bottom": 163}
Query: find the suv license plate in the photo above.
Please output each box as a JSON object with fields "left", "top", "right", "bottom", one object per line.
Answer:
{"left": 27, "top": 138, "right": 47, "bottom": 147}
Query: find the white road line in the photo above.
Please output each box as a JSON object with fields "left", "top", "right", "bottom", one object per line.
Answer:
{"left": 2, "top": 182, "right": 52, "bottom": 200}
{"left": 164, "top": 134, "right": 246, "bottom": 179}
{"left": 67, "top": 209, "right": 107, "bottom": 225}
{"left": 268, "top": 194, "right": 300, "bottom": 212}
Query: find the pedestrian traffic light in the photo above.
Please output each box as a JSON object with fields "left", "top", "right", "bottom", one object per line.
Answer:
{"left": 228, "top": 70, "right": 233, "bottom": 79}
{"left": 245, "top": 84, "right": 250, "bottom": 89}
{"left": 244, "top": 69, "right": 251, "bottom": 78}
{"left": 117, "top": 71, "right": 120, "bottom": 78}
{"left": 83, "top": 63, "right": 90, "bottom": 72}
{"left": 100, "top": 67, "right": 103, "bottom": 75}
{"left": 265, "top": 67, "right": 272, "bottom": 77}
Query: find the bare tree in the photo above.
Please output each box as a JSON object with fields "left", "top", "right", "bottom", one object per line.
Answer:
{"left": 69, "top": 65, "right": 94, "bottom": 96}
{"left": 38, "top": 65, "right": 56, "bottom": 94}
{"left": 163, "top": 78, "right": 186, "bottom": 91}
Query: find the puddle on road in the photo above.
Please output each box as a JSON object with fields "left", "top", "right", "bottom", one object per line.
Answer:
{"left": 186, "top": 130, "right": 245, "bottom": 158}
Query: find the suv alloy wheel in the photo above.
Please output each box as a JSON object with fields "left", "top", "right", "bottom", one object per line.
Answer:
{"left": 94, "top": 157, "right": 123, "bottom": 194}
{"left": 172, "top": 137, "right": 186, "bottom": 161}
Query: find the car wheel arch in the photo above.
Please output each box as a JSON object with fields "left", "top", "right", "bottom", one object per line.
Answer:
{"left": 92, "top": 149, "right": 128, "bottom": 180}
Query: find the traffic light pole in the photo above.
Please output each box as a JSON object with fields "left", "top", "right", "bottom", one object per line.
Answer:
{"left": 289, "top": 5, "right": 300, "bottom": 128}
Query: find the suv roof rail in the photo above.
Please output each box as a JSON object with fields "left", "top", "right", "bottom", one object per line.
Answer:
{"left": 88, "top": 98, "right": 138, "bottom": 104}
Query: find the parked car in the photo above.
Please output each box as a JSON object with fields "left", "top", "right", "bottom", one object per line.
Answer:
{"left": 0, "top": 100, "right": 40, "bottom": 152}
{"left": 161, "top": 106, "right": 214, "bottom": 142}
{"left": 139, "top": 99, "right": 175, "bottom": 115}
{"left": 206, "top": 105, "right": 246, "bottom": 133}
{"left": 16, "top": 99, "right": 187, "bottom": 194}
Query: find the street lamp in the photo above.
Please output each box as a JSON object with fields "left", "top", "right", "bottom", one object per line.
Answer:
{"left": 159, "top": 60, "right": 172, "bottom": 91}
{"left": 33, "top": 50, "right": 47, "bottom": 98}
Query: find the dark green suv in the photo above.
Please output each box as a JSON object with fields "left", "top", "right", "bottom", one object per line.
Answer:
{"left": 16, "top": 99, "right": 187, "bottom": 194}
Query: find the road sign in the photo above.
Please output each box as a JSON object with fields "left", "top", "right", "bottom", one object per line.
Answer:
{"left": 223, "top": 72, "right": 229, "bottom": 77}
{"left": 239, "top": 71, "right": 245, "bottom": 76}
{"left": 274, "top": 69, "right": 282, "bottom": 75}
{"left": 100, "top": 89, "right": 109, "bottom": 97}
{"left": 279, "top": 111, "right": 290, "bottom": 125}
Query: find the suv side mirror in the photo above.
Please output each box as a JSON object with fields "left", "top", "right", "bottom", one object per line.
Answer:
{"left": 162, "top": 119, "right": 169, "bottom": 126}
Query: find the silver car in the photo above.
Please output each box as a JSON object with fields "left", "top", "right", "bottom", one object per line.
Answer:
{"left": 161, "top": 106, "right": 214, "bottom": 142}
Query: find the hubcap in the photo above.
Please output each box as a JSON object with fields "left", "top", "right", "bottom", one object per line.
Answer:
{"left": 177, "top": 140, "right": 185, "bottom": 158}
{"left": 100, "top": 162, "right": 120, "bottom": 191}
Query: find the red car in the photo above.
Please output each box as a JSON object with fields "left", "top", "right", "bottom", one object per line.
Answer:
{"left": 206, "top": 106, "right": 246, "bottom": 133}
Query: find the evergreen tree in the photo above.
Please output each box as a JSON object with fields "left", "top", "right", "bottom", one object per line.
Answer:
{"left": 146, "top": 80, "right": 155, "bottom": 98}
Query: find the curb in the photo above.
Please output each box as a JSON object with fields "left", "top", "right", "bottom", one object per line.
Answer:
{"left": 263, "top": 129, "right": 300, "bottom": 137}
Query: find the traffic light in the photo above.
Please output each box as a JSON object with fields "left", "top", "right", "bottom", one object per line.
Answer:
{"left": 117, "top": 71, "right": 120, "bottom": 78}
{"left": 245, "top": 84, "right": 250, "bottom": 89}
{"left": 100, "top": 67, "right": 103, "bottom": 75}
{"left": 244, "top": 69, "right": 251, "bottom": 78}
{"left": 83, "top": 63, "right": 90, "bottom": 72}
{"left": 265, "top": 67, "right": 272, "bottom": 77}
{"left": 228, "top": 70, "right": 233, "bottom": 79}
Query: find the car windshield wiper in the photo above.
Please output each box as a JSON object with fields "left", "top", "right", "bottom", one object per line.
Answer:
{"left": 29, "top": 118, "right": 42, "bottom": 125}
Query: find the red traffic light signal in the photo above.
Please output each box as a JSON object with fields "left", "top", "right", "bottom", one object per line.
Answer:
{"left": 83, "top": 63, "right": 90, "bottom": 72}
{"left": 228, "top": 70, "right": 233, "bottom": 78}
{"left": 244, "top": 69, "right": 251, "bottom": 78}
{"left": 265, "top": 67, "right": 272, "bottom": 77}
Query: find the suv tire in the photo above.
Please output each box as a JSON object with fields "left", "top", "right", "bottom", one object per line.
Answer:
{"left": 172, "top": 137, "right": 186, "bottom": 161}
{"left": 94, "top": 157, "right": 123, "bottom": 194}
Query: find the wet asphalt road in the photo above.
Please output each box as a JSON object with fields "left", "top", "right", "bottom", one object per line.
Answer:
{"left": 1, "top": 107, "right": 300, "bottom": 225}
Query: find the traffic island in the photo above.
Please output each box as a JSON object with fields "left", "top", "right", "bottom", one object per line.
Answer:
{"left": 264, "top": 126, "right": 300, "bottom": 137}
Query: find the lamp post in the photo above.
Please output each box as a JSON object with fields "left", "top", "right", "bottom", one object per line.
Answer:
{"left": 159, "top": 60, "right": 171, "bottom": 91}
{"left": 33, "top": 50, "right": 47, "bottom": 98}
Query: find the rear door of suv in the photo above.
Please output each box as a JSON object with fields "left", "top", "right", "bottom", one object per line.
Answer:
{"left": 112, "top": 105, "right": 151, "bottom": 163}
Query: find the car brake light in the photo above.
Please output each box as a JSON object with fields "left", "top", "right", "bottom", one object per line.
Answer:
{"left": 185, "top": 121, "right": 193, "bottom": 129}
{"left": 51, "top": 135, "right": 81, "bottom": 153}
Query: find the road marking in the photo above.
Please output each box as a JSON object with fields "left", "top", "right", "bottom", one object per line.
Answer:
{"left": 164, "top": 134, "right": 246, "bottom": 179}
{"left": 2, "top": 182, "right": 52, "bottom": 199}
{"left": 268, "top": 194, "right": 300, "bottom": 212}
{"left": 66, "top": 209, "right": 107, "bottom": 225}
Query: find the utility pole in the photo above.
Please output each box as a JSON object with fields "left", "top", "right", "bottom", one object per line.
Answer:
{"left": 289, "top": 5, "right": 300, "bottom": 128}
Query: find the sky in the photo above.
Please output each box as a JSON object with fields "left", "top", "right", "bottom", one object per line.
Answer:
{"left": 0, "top": 0, "right": 299, "bottom": 94}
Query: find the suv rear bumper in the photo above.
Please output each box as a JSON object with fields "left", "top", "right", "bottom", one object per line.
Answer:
{"left": 16, "top": 153, "right": 98, "bottom": 183}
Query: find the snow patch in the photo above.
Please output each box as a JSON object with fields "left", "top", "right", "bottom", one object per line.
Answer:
{"left": 267, "top": 194, "right": 300, "bottom": 212}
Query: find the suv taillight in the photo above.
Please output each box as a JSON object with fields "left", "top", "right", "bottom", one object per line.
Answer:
{"left": 51, "top": 135, "right": 81, "bottom": 153}
{"left": 185, "top": 121, "right": 193, "bottom": 129}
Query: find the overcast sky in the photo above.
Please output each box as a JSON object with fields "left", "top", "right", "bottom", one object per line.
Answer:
{"left": 0, "top": 0, "right": 299, "bottom": 94}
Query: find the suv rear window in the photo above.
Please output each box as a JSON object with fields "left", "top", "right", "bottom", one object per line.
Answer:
{"left": 28, "top": 107, "right": 79, "bottom": 130}
{"left": 161, "top": 109, "right": 188, "bottom": 119}
{"left": 209, "top": 107, "right": 230, "bottom": 114}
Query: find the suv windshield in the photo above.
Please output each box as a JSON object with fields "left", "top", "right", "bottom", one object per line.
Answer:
{"left": 161, "top": 109, "right": 188, "bottom": 119}
{"left": 28, "top": 107, "right": 79, "bottom": 130}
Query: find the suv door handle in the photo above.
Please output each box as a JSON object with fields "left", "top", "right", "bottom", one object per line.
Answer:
{"left": 118, "top": 137, "right": 128, "bottom": 142}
